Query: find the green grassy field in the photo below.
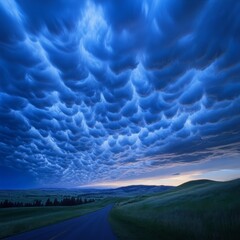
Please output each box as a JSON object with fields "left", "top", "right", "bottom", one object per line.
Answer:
{"left": 110, "top": 178, "right": 240, "bottom": 240}
{"left": 0, "top": 198, "right": 117, "bottom": 239}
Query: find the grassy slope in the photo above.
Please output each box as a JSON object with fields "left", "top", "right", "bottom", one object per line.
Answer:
{"left": 0, "top": 198, "right": 118, "bottom": 239}
{"left": 110, "top": 179, "right": 240, "bottom": 240}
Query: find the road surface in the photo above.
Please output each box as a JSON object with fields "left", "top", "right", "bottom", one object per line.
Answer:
{"left": 6, "top": 205, "right": 116, "bottom": 240}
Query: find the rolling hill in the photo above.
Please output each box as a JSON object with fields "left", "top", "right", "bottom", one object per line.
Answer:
{"left": 110, "top": 178, "right": 240, "bottom": 240}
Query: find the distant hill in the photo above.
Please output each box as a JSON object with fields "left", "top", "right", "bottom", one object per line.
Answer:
{"left": 76, "top": 185, "right": 173, "bottom": 197}
{"left": 177, "top": 179, "right": 216, "bottom": 188}
{"left": 111, "top": 185, "right": 173, "bottom": 196}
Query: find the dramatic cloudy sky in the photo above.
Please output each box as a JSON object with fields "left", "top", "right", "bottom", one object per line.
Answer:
{"left": 0, "top": 0, "right": 240, "bottom": 188}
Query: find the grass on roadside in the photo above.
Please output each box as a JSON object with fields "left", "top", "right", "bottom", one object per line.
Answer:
{"left": 109, "top": 178, "right": 240, "bottom": 240}
{"left": 0, "top": 198, "right": 115, "bottom": 239}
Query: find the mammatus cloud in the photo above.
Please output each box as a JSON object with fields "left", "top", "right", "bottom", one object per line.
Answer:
{"left": 0, "top": 0, "right": 240, "bottom": 187}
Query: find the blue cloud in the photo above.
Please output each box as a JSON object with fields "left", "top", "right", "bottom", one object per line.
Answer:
{"left": 0, "top": 0, "right": 240, "bottom": 187}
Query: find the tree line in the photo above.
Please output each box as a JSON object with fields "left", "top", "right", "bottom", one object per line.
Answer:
{"left": 0, "top": 197, "right": 95, "bottom": 208}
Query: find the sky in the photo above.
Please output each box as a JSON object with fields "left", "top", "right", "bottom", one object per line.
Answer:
{"left": 0, "top": 0, "right": 240, "bottom": 189}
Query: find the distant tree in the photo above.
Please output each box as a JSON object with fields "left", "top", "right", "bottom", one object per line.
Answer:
{"left": 71, "top": 197, "right": 76, "bottom": 205}
{"left": 76, "top": 197, "right": 83, "bottom": 205}
{"left": 45, "top": 198, "right": 53, "bottom": 206}
{"left": 2, "top": 200, "right": 12, "bottom": 208}
{"left": 53, "top": 198, "right": 59, "bottom": 206}
{"left": 34, "top": 199, "right": 42, "bottom": 207}
{"left": 24, "top": 202, "right": 33, "bottom": 207}
{"left": 0, "top": 196, "right": 96, "bottom": 208}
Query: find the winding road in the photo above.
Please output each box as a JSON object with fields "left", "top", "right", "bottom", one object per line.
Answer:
{"left": 6, "top": 205, "right": 116, "bottom": 240}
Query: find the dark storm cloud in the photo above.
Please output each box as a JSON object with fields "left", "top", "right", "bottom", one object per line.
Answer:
{"left": 0, "top": 0, "right": 240, "bottom": 186}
